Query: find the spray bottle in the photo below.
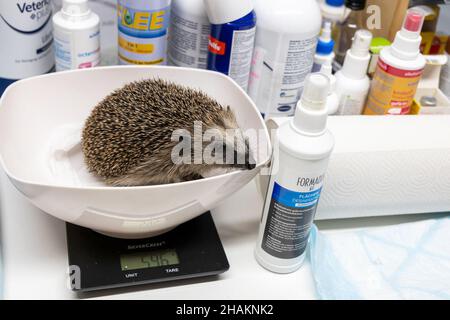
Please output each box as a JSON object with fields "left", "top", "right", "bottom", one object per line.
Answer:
{"left": 204, "top": 0, "right": 256, "bottom": 92}
{"left": 255, "top": 73, "right": 335, "bottom": 274}
{"left": 53, "top": 0, "right": 101, "bottom": 71}
{"left": 364, "top": 10, "right": 426, "bottom": 115}
{"left": 335, "top": 29, "right": 372, "bottom": 115}
{"left": 312, "top": 21, "right": 335, "bottom": 73}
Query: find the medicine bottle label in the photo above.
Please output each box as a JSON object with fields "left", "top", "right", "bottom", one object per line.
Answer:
{"left": 117, "top": 0, "right": 170, "bottom": 65}
{"left": 54, "top": 29, "right": 100, "bottom": 71}
{"left": 228, "top": 27, "right": 256, "bottom": 92}
{"left": 0, "top": 1, "right": 54, "bottom": 80}
{"left": 249, "top": 35, "right": 317, "bottom": 117}
{"left": 168, "top": 9, "right": 210, "bottom": 69}
{"left": 262, "top": 177, "right": 323, "bottom": 259}
{"left": 364, "top": 58, "right": 424, "bottom": 115}
{"left": 338, "top": 92, "right": 368, "bottom": 115}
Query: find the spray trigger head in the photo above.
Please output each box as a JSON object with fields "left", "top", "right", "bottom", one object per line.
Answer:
{"left": 401, "top": 9, "right": 425, "bottom": 38}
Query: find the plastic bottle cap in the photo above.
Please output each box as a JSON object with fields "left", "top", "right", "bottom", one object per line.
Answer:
{"left": 62, "top": 0, "right": 90, "bottom": 16}
{"left": 400, "top": 9, "right": 425, "bottom": 39}
{"left": 345, "top": 0, "right": 366, "bottom": 10}
{"left": 317, "top": 22, "right": 335, "bottom": 55}
{"left": 326, "top": 0, "right": 345, "bottom": 7}
{"left": 301, "top": 73, "right": 330, "bottom": 110}
{"left": 204, "top": 0, "right": 253, "bottom": 25}
{"left": 350, "top": 29, "right": 373, "bottom": 57}
{"left": 293, "top": 73, "right": 330, "bottom": 135}
{"left": 404, "top": 11, "right": 424, "bottom": 32}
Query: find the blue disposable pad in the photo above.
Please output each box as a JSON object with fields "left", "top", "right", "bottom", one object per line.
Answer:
{"left": 309, "top": 217, "right": 450, "bottom": 300}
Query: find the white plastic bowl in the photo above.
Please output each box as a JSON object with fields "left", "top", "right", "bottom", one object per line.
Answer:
{"left": 0, "top": 66, "right": 272, "bottom": 238}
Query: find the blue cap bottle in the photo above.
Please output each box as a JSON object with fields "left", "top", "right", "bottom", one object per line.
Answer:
{"left": 312, "top": 22, "right": 335, "bottom": 72}
{"left": 204, "top": 0, "right": 257, "bottom": 92}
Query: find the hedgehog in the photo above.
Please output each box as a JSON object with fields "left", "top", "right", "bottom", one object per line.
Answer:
{"left": 81, "top": 78, "right": 255, "bottom": 187}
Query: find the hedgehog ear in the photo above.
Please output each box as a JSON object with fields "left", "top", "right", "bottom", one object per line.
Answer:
{"left": 227, "top": 106, "right": 231, "bottom": 112}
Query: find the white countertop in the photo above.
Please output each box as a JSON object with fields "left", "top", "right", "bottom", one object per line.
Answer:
{"left": 0, "top": 169, "right": 318, "bottom": 300}
{"left": 0, "top": 169, "right": 441, "bottom": 300}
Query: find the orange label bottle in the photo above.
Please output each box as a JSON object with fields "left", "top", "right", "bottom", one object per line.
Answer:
{"left": 364, "top": 59, "right": 424, "bottom": 115}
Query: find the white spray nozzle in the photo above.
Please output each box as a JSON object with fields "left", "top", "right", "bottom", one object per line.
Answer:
{"left": 320, "top": 21, "right": 333, "bottom": 42}
{"left": 301, "top": 73, "right": 330, "bottom": 111}
{"left": 62, "top": 0, "right": 90, "bottom": 16}
{"left": 350, "top": 29, "right": 373, "bottom": 57}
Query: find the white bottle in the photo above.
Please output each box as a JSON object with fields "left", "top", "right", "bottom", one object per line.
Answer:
{"left": 320, "top": 64, "right": 339, "bottom": 115}
{"left": 312, "top": 21, "right": 335, "bottom": 73}
{"left": 0, "top": 0, "right": 54, "bottom": 94}
{"left": 168, "top": 0, "right": 210, "bottom": 69}
{"left": 320, "top": 0, "right": 346, "bottom": 23}
{"left": 248, "top": 0, "right": 322, "bottom": 118}
{"left": 335, "top": 29, "right": 372, "bottom": 115}
{"left": 53, "top": 0, "right": 101, "bottom": 71}
{"left": 255, "top": 73, "right": 335, "bottom": 274}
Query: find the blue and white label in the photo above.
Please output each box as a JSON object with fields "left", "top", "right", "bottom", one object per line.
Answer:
{"left": 272, "top": 182, "right": 322, "bottom": 208}
{"left": 262, "top": 180, "right": 323, "bottom": 259}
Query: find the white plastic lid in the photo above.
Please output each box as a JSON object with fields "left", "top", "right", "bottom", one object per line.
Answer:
{"left": 401, "top": 9, "right": 425, "bottom": 39}
{"left": 204, "top": 0, "right": 253, "bottom": 25}
{"left": 292, "top": 73, "right": 330, "bottom": 135}
{"left": 301, "top": 73, "right": 330, "bottom": 110}
{"left": 350, "top": 29, "right": 373, "bottom": 57}
{"left": 62, "top": 0, "right": 90, "bottom": 16}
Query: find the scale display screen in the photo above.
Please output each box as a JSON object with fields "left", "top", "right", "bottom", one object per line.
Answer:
{"left": 120, "top": 249, "right": 180, "bottom": 271}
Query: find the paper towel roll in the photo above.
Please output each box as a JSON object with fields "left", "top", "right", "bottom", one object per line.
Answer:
{"left": 260, "top": 116, "right": 450, "bottom": 220}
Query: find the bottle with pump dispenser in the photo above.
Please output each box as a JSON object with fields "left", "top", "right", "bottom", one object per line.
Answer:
{"left": 335, "top": 0, "right": 367, "bottom": 65}
{"left": 312, "top": 22, "right": 336, "bottom": 72}
{"left": 248, "top": 0, "right": 322, "bottom": 118}
{"left": 53, "top": 0, "right": 101, "bottom": 71}
{"left": 364, "top": 10, "right": 426, "bottom": 115}
{"left": 335, "top": 29, "right": 372, "bottom": 115}
{"left": 255, "top": 73, "right": 335, "bottom": 274}
{"left": 204, "top": 0, "right": 256, "bottom": 92}
{"left": 321, "top": 64, "right": 339, "bottom": 115}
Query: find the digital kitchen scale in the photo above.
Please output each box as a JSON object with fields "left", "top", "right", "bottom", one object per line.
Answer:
{"left": 66, "top": 212, "right": 229, "bottom": 292}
